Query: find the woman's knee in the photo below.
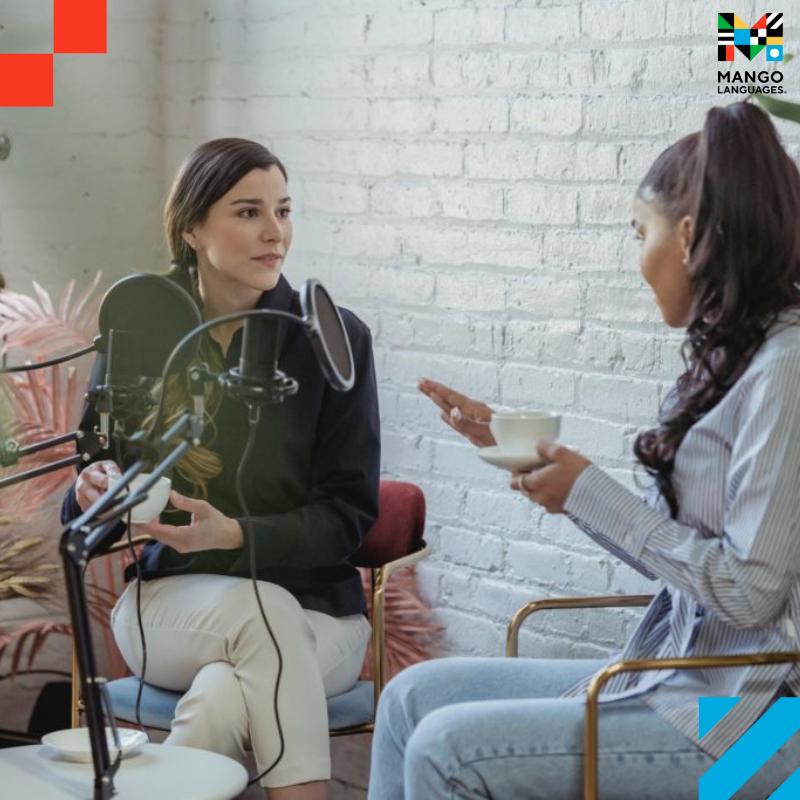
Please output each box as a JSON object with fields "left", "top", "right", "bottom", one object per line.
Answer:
{"left": 377, "top": 657, "right": 489, "bottom": 729}
{"left": 404, "top": 705, "right": 465, "bottom": 796}
{"left": 223, "top": 579, "right": 305, "bottom": 624}
{"left": 375, "top": 659, "right": 465, "bottom": 754}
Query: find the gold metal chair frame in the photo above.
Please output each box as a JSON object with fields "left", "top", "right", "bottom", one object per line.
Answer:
{"left": 71, "top": 536, "right": 429, "bottom": 738}
{"left": 506, "top": 594, "right": 800, "bottom": 800}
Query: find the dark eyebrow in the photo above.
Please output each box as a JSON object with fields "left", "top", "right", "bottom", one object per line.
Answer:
{"left": 230, "top": 197, "right": 292, "bottom": 205}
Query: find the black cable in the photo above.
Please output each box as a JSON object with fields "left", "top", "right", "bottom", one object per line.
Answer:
{"left": 0, "top": 344, "right": 95, "bottom": 373}
{"left": 128, "top": 509, "right": 149, "bottom": 737}
{"left": 237, "top": 407, "right": 285, "bottom": 786}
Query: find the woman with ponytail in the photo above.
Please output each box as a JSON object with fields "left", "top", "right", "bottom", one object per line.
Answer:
{"left": 369, "top": 102, "right": 800, "bottom": 799}
{"left": 61, "top": 139, "right": 380, "bottom": 799}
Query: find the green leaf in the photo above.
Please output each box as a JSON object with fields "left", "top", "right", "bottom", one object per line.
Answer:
{"left": 754, "top": 95, "right": 800, "bottom": 123}
{"left": 749, "top": 53, "right": 800, "bottom": 123}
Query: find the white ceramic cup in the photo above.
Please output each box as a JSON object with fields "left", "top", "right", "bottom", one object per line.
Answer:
{"left": 489, "top": 411, "right": 561, "bottom": 456}
{"left": 110, "top": 473, "right": 171, "bottom": 524}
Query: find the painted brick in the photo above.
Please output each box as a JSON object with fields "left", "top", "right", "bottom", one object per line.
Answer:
{"left": 439, "top": 183, "right": 504, "bottom": 221}
{"left": 506, "top": 277, "right": 582, "bottom": 319}
{"left": 464, "top": 141, "right": 538, "bottom": 180}
{"left": 510, "top": 96, "right": 583, "bottom": 136}
{"left": 506, "top": 6, "right": 580, "bottom": 44}
{"left": 506, "top": 184, "right": 578, "bottom": 226}
{"left": 579, "top": 185, "right": 633, "bottom": 225}
{"left": 366, "top": 11, "right": 432, "bottom": 46}
{"left": 499, "top": 363, "right": 577, "bottom": 409}
{"left": 439, "top": 528, "right": 504, "bottom": 572}
{"left": 370, "top": 53, "right": 430, "bottom": 89}
{"left": 582, "top": 0, "right": 666, "bottom": 41}
{"left": 303, "top": 180, "right": 369, "bottom": 214}
{"left": 579, "top": 373, "right": 661, "bottom": 423}
{"left": 371, "top": 99, "right": 435, "bottom": 133}
{"left": 434, "top": 8, "right": 505, "bottom": 45}
{"left": 435, "top": 97, "right": 509, "bottom": 133}
{"left": 436, "top": 271, "right": 507, "bottom": 310}
{"left": 372, "top": 180, "right": 437, "bottom": 217}
{"left": 543, "top": 229, "right": 621, "bottom": 271}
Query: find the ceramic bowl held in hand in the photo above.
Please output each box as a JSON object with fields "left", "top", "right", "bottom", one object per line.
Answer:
{"left": 110, "top": 473, "right": 171, "bottom": 524}
{"left": 489, "top": 410, "right": 561, "bottom": 457}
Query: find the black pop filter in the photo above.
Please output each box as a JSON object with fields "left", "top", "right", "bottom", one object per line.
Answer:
{"left": 300, "top": 279, "right": 354, "bottom": 391}
{"left": 96, "top": 274, "right": 202, "bottom": 378}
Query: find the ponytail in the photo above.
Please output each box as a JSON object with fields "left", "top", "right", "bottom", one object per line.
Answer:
{"left": 634, "top": 102, "right": 800, "bottom": 518}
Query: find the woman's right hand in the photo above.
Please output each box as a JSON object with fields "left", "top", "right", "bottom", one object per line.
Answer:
{"left": 418, "top": 378, "right": 496, "bottom": 447}
{"left": 74, "top": 459, "right": 122, "bottom": 512}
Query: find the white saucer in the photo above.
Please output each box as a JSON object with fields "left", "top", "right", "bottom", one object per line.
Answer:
{"left": 478, "top": 446, "right": 544, "bottom": 472}
{"left": 41, "top": 727, "right": 148, "bottom": 762}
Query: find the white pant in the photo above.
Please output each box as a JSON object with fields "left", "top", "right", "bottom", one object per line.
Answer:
{"left": 111, "top": 573, "right": 371, "bottom": 787}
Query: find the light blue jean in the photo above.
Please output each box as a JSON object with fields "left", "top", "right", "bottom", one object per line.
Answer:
{"left": 368, "top": 657, "right": 798, "bottom": 799}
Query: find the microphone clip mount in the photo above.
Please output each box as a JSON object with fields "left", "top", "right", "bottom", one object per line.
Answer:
{"left": 219, "top": 367, "right": 299, "bottom": 407}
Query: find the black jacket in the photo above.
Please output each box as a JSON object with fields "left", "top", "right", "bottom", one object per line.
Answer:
{"left": 61, "top": 275, "right": 380, "bottom": 617}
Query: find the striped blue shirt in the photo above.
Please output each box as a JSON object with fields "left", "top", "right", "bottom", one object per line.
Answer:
{"left": 561, "top": 309, "right": 800, "bottom": 758}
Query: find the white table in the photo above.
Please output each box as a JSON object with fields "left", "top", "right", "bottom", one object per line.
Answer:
{"left": 0, "top": 743, "right": 248, "bottom": 799}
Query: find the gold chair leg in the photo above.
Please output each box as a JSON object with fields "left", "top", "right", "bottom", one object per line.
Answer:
{"left": 583, "top": 651, "right": 800, "bottom": 800}
{"left": 70, "top": 640, "right": 81, "bottom": 729}
{"left": 372, "top": 566, "right": 387, "bottom": 712}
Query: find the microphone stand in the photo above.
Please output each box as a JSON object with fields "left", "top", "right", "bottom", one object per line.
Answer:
{"left": 4, "top": 280, "right": 351, "bottom": 799}
{"left": 60, "top": 410, "right": 205, "bottom": 800}
{"left": 0, "top": 429, "right": 105, "bottom": 489}
{"left": 0, "top": 350, "right": 206, "bottom": 800}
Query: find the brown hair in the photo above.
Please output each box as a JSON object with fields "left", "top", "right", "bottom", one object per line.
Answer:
{"left": 633, "top": 102, "right": 800, "bottom": 517}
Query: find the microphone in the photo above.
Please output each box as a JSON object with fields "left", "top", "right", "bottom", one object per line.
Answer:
{"left": 92, "top": 274, "right": 202, "bottom": 427}
{"left": 221, "top": 317, "right": 298, "bottom": 406}
{"left": 239, "top": 316, "right": 279, "bottom": 386}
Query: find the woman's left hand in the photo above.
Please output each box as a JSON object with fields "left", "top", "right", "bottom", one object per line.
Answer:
{"left": 510, "top": 441, "right": 592, "bottom": 514}
{"left": 134, "top": 490, "right": 244, "bottom": 553}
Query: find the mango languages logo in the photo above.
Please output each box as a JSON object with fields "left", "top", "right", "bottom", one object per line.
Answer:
{"left": 718, "top": 12, "right": 784, "bottom": 61}
{"left": 717, "top": 11, "right": 786, "bottom": 94}
{"left": 0, "top": 0, "right": 106, "bottom": 107}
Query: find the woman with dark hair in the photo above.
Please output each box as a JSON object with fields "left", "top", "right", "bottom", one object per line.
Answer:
{"left": 368, "top": 102, "right": 800, "bottom": 798}
{"left": 61, "top": 139, "right": 380, "bottom": 799}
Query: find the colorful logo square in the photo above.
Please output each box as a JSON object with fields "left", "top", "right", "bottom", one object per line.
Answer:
{"left": 718, "top": 12, "right": 783, "bottom": 61}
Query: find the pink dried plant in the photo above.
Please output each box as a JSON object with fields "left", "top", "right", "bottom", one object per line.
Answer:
{"left": 359, "top": 566, "right": 442, "bottom": 681}
{"left": 0, "top": 273, "right": 111, "bottom": 678}
{"left": 0, "top": 272, "right": 103, "bottom": 358}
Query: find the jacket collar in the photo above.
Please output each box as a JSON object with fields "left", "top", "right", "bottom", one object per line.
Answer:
{"left": 256, "top": 274, "right": 295, "bottom": 312}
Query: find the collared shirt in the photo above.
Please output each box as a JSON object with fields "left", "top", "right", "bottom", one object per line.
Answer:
{"left": 562, "top": 308, "right": 800, "bottom": 758}
{"left": 61, "top": 274, "right": 380, "bottom": 617}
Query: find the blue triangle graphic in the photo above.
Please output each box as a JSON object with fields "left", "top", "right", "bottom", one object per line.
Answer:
{"left": 699, "top": 696, "right": 740, "bottom": 738}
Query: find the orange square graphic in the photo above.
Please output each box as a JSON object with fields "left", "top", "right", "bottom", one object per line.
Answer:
{"left": 54, "top": 0, "right": 107, "bottom": 53}
{"left": 0, "top": 54, "right": 54, "bottom": 106}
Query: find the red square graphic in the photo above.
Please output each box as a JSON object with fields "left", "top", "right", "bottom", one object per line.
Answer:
{"left": 54, "top": 0, "right": 107, "bottom": 54}
{"left": 0, "top": 54, "right": 54, "bottom": 106}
